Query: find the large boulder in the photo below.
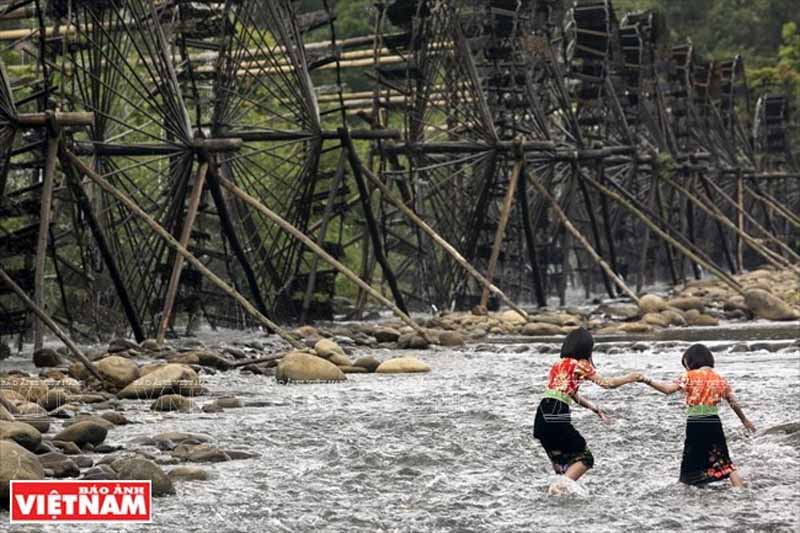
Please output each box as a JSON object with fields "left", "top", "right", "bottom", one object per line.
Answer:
{"left": 0, "top": 404, "right": 13, "bottom": 422}
{"left": 118, "top": 364, "right": 201, "bottom": 399}
{"left": 498, "top": 310, "right": 527, "bottom": 326}
{"left": 96, "top": 355, "right": 140, "bottom": 388}
{"left": 642, "top": 313, "right": 670, "bottom": 328}
{"left": 33, "top": 348, "right": 63, "bottom": 368}
{"left": 0, "top": 421, "right": 42, "bottom": 451}
{"left": 53, "top": 421, "right": 108, "bottom": 446}
{"left": 371, "top": 327, "right": 401, "bottom": 343}
{"left": 0, "top": 440, "right": 44, "bottom": 509}
{"left": 744, "top": 289, "right": 799, "bottom": 321}
{"left": 168, "top": 466, "right": 209, "bottom": 482}
{"left": 314, "top": 339, "right": 346, "bottom": 359}
{"left": 660, "top": 309, "right": 687, "bottom": 327}
{"left": 151, "top": 394, "right": 193, "bottom": 412}
{"left": 191, "top": 351, "right": 234, "bottom": 370}
{"left": 327, "top": 352, "right": 353, "bottom": 367}
{"left": 275, "top": 352, "right": 346, "bottom": 384}
{"left": 397, "top": 333, "right": 430, "bottom": 349}
{"left": 38, "top": 389, "right": 68, "bottom": 412}
{"left": 111, "top": 456, "right": 174, "bottom": 497}
{"left": 639, "top": 294, "right": 668, "bottom": 314}
{"left": 376, "top": 356, "right": 431, "bottom": 374}
{"left": 38, "top": 452, "right": 81, "bottom": 478}
{"left": 685, "top": 310, "right": 720, "bottom": 327}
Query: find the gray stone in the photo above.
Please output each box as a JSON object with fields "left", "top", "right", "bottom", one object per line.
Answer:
{"left": 33, "top": 348, "right": 63, "bottom": 368}
{"left": 111, "top": 456, "right": 174, "bottom": 496}
{"left": 0, "top": 421, "right": 42, "bottom": 451}
{"left": 53, "top": 421, "right": 108, "bottom": 446}
{"left": 0, "top": 441, "right": 44, "bottom": 509}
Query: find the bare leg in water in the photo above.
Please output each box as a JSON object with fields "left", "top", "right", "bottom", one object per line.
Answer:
{"left": 730, "top": 471, "right": 745, "bottom": 488}
{"left": 564, "top": 461, "right": 589, "bottom": 481}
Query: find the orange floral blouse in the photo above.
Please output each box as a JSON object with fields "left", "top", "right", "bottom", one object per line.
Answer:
{"left": 546, "top": 358, "right": 596, "bottom": 396}
{"left": 676, "top": 368, "right": 731, "bottom": 406}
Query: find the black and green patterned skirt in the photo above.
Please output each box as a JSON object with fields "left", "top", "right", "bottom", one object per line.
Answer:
{"left": 679, "top": 414, "right": 736, "bottom": 485}
{"left": 533, "top": 397, "right": 595, "bottom": 474}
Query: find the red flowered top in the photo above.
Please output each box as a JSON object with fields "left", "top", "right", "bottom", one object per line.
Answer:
{"left": 546, "top": 358, "right": 596, "bottom": 396}
{"left": 677, "top": 368, "right": 730, "bottom": 406}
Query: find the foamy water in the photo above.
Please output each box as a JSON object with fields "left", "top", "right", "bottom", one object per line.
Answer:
{"left": 3, "top": 338, "right": 799, "bottom": 532}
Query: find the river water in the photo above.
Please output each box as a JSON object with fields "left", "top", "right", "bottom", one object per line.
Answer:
{"left": 3, "top": 335, "right": 800, "bottom": 532}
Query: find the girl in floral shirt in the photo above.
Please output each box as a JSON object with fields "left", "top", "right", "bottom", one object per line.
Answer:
{"left": 533, "top": 327, "right": 642, "bottom": 483}
{"left": 640, "top": 343, "right": 755, "bottom": 486}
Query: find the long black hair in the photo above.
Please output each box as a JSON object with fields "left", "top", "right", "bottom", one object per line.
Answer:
{"left": 560, "top": 327, "right": 594, "bottom": 362}
{"left": 682, "top": 343, "right": 715, "bottom": 370}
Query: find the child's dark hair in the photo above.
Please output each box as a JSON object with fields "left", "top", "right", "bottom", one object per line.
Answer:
{"left": 682, "top": 343, "right": 715, "bottom": 370}
{"left": 560, "top": 327, "right": 594, "bottom": 361}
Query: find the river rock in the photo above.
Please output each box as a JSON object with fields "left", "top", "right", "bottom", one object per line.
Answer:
{"left": 118, "top": 364, "right": 201, "bottom": 399}
{"left": 602, "top": 303, "right": 642, "bottom": 321}
{"left": 192, "top": 351, "right": 234, "bottom": 370}
{"left": 38, "top": 389, "right": 68, "bottom": 412}
{"left": 151, "top": 394, "right": 193, "bottom": 412}
{"left": 376, "top": 357, "right": 431, "bottom": 374}
{"left": 744, "top": 289, "right": 799, "bottom": 321}
{"left": 0, "top": 421, "right": 42, "bottom": 451}
{"left": 108, "top": 338, "right": 139, "bottom": 353}
{"left": 52, "top": 440, "right": 82, "bottom": 455}
{"left": 314, "top": 339, "right": 346, "bottom": 359}
{"left": 0, "top": 440, "right": 44, "bottom": 509}
{"left": 642, "top": 313, "right": 670, "bottom": 328}
{"left": 96, "top": 355, "right": 140, "bottom": 388}
{"left": 111, "top": 456, "right": 174, "bottom": 497}
{"left": 54, "top": 421, "right": 108, "bottom": 446}
{"left": 82, "top": 465, "right": 117, "bottom": 480}
{"left": 179, "top": 445, "right": 231, "bottom": 463}
{"left": 140, "top": 339, "right": 161, "bottom": 352}
{"left": 153, "top": 432, "right": 211, "bottom": 445}
{"left": 100, "top": 412, "right": 131, "bottom": 426}
{"left": 353, "top": 356, "right": 381, "bottom": 372}
{"left": 397, "top": 333, "right": 430, "bottom": 349}
{"left": 2, "top": 376, "right": 48, "bottom": 402}
{"left": 14, "top": 415, "right": 49, "bottom": 434}
{"left": 15, "top": 401, "right": 47, "bottom": 417}
{"left": 685, "top": 311, "right": 719, "bottom": 327}
{"left": 667, "top": 296, "right": 705, "bottom": 312}
{"left": 33, "top": 348, "right": 63, "bottom": 368}
{"left": 639, "top": 294, "right": 668, "bottom": 314}
{"left": 339, "top": 365, "right": 368, "bottom": 374}
{"left": 521, "top": 322, "right": 564, "bottom": 336}
{"left": 168, "top": 466, "right": 209, "bottom": 482}
{"left": 212, "top": 397, "right": 243, "bottom": 409}
{"left": 497, "top": 310, "right": 527, "bottom": 326}
{"left": 0, "top": 404, "right": 13, "bottom": 422}
{"left": 328, "top": 352, "right": 353, "bottom": 366}
{"left": 372, "top": 327, "right": 401, "bottom": 343}
{"left": 275, "top": 352, "right": 346, "bottom": 384}
{"left": 438, "top": 331, "right": 465, "bottom": 347}
{"left": 167, "top": 352, "right": 200, "bottom": 365}
{"left": 39, "top": 452, "right": 80, "bottom": 478}
{"left": 660, "top": 309, "right": 687, "bottom": 327}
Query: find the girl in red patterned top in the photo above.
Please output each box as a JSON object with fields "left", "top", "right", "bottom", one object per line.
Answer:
{"left": 640, "top": 344, "right": 755, "bottom": 487}
{"left": 533, "top": 327, "right": 642, "bottom": 483}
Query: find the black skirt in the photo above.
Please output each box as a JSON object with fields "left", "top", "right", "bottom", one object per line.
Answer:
{"left": 533, "top": 398, "right": 595, "bottom": 474}
{"left": 679, "top": 415, "right": 736, "bottom": 485}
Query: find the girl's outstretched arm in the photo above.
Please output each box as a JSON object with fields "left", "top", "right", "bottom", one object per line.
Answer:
{"left": 572, "top": 391, "right": 610, "bottom": 422}
{"left": 639, "top": 375, "right": 681, "bottom": 395}
{"left": 726, "top": 389, "right": 756, "bottom": 432}
{"left": 587, "top": 371, "right": 642, "bottom": 389}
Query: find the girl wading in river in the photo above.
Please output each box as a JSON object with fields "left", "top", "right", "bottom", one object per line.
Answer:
{"left": 640, "top": 343, "right": 756, "bottom": 487}
{"left": 533, "top": 327, "right": 641, "bottom": 486}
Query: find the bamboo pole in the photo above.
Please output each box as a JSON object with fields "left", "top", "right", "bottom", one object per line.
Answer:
{"left": 62, "top": 149, "right": 305, "bottom": 350}
{"left": 356, "top": 162, "right": 529, "bottom": 320}
{"left": 743, "top": 183, "right": 800, "bottom": 229}
{"left": 581, "top": 173, "right": 745, "bottom": 294}
{"left": 526, "top": 172, "right": 641, "bottom": 306}
{"left": 157, "top": 161, "right": 209, "bottom": 344}
{"left": 32, "top": 133, "right": 58, "bottom": 351}
{"left": 736, "top": 173, "right": 744, "bottom": 272}
{"left": 217, "top": 177, "right": 432, "bottom": 342}
{"left": 662, "top": 173, "right": 799, "bottom": 274}
{"left": 0, "top": 266, "right": 103, "bottom": 382}
{"left": 480, "top": 159, "right": 523, "bottom": 308}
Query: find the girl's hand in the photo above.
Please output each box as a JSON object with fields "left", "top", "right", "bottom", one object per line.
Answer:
{"left": 595, "top": 407, "right": 611, "bottom": 423}
{"left": 743, "top": 418, "right": 756, "bottom": 433}
{"left": 637, "top": 373, "right": 651, "bottom": 384}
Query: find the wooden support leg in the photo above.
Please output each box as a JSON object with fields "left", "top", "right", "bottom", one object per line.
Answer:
{"left": 157, "top": 161, "right": 208, "bottom": 344}
{"left": 0, "top": 266, "right": 103, "bottom": 381}
{"left": 480, "top": 159, "right": 523, "bottom": 309}
{"left": 340, "top": 128, "right": 408, "bottom": 314}
{"left": 62, "top": 149, "right": 305, "bottom": 350}
{"left": 517, "top": 165, "right": 547, "bottom": 308}
{"left": 736, "top": 173, "right": 744, "bottom": 272}
{"left": 526, "top": 171, "right": 641, "bottom": 306}
{"left": 33, "top": 133, "right": 58, "bottom": 351}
